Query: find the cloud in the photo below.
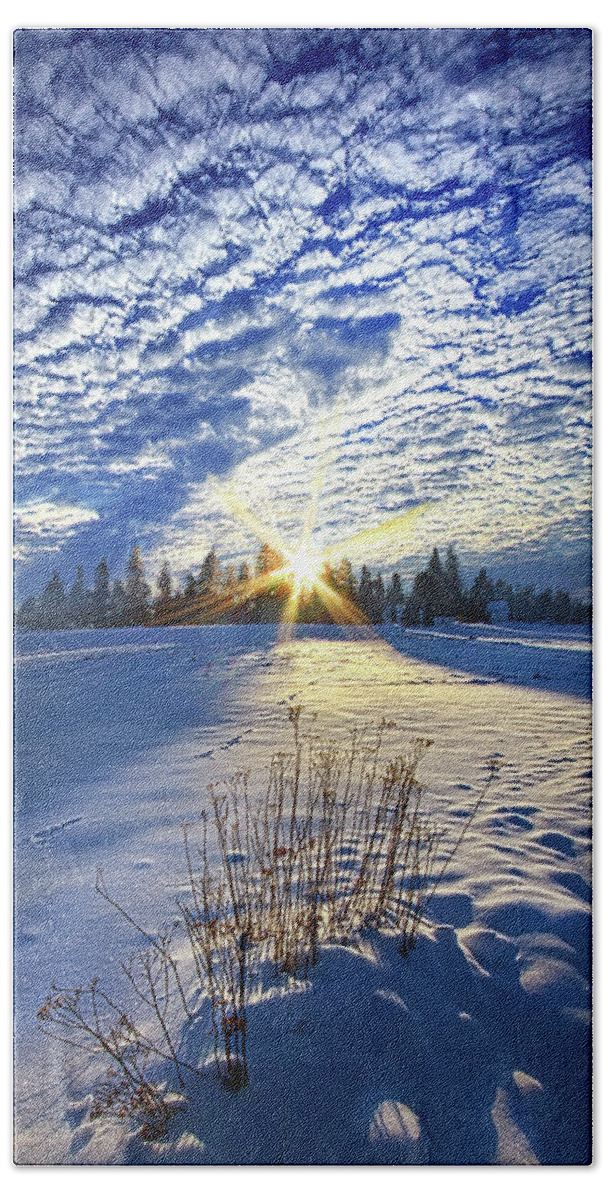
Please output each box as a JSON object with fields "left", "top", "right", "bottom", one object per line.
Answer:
{"left": 13, "top": 28, "right": 592, "bottom": 596}
{"left": 14, "top": 500, "right": 100, "bottom": 562}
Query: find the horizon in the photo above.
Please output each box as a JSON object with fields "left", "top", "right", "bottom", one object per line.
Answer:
{"left": 13, "top": 29, "right": 592, "bottom": 603}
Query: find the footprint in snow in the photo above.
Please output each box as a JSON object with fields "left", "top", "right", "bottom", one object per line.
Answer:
{"left": 31, "top": 816, "right": 82, "bottom": 845}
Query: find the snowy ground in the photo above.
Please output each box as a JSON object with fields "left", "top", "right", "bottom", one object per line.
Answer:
{"left": 13, "top": 622, "right": 592, "bottom": 1165}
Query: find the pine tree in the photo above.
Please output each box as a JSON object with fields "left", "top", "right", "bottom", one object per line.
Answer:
{"left": 443, "top": 545, "right": 463, "bottom": 617}
{"left": 109, "top": 579, "right": 127, "bottom": 628}
{"left": 16, "top": 595, "right": 40, "bottom": 628}
{"left": 198, "top": 550, "right": 222, "bottom": 592}
{"left": 386, "top": 571, "right": 405, "bottom": 620}
{"left": 154, "top": 562, "right": 173, "bottom": 625}
{"left": 91, "top": 559, "right": 111, "bottom": 627}
{"left": 357, "top": 565, "right": 373, "bottom": 619}
{"left": 68, "top": 565, "right": 88, "bottom": 627}
{"left": 124, "top": 546, "right": 150, "bottom": 626}
{"left": 196, "top": 550, "right": 223, "bottom": 622}
{"left": 222, "top": 564, "right": 239, "bottom": 616}
{"left": 370, "top": 573, "right": 386, "bottom": 623}
{"left": 334, "top": 557, "right": 357, "bottom": 603}
{"left": 466, "top": 568, "right": 494, "bottom": 623}
{"left": 184, "top": 573, "right": 197, "bottom": 600}
{"left": 412, "top": 547, "right": 446, "bottom": 624}
{"left": 251, "top": 543, "right": 287, "bottom": 621}
{"left": 39, "top": 571, "right": 67, "bottom": 629}
{"left": 255, "top": 543, "right": 283, "bottom": 577}
{"left": 551, "top": 590, "right": 572, "bottom": 624}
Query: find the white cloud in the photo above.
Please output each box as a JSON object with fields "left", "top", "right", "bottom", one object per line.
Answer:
{"left": 14, "top": 500, "right": 100, "bottom": 539}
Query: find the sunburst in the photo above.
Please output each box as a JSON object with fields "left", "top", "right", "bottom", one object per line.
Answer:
{"left": 286, "top": 541, "right": 323, "bottom": 593}
{"left": 201, "top": 474, "right": 431, "bottom": 638}
{"left": 159, "top": 409, "right": 432, "bottom": 632}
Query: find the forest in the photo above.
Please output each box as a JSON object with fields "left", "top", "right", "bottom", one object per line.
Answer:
{"left": 15, "top": 544, "right": 591, "bottom": 630}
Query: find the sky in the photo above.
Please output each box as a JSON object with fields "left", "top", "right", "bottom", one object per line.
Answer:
{"left": 13, "top": 27, "right": 592, "bottom": 600}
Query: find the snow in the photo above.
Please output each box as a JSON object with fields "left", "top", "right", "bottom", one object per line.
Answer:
{"left": 13, "top": 622, "right": 591, "bottom": 1165}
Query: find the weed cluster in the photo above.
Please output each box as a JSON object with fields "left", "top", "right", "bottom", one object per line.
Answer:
{"left": 38, "top": 708, "right": 497, "bottom": 1131}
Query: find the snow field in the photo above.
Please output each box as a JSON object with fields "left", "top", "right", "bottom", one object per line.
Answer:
{"left": 14, "top": 625, "right": 591, "bottom": 1164}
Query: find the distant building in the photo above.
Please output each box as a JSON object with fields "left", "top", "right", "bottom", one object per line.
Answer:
{"left": 487, "top": 600, "right": 510, "bottom": 624}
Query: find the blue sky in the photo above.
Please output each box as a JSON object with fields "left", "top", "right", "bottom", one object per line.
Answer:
{"left": 13, "top": 27, "right": 592, "bottom": 599}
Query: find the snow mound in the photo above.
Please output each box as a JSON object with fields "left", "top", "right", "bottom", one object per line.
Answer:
{"left": 491, "top": 1086, "right": 539, "bottom": 1165}
{"left": 518, "top": 955, "right": 589, "bottom": 1007}
{"left": 14, "top": 626, "right": 591, "bottom": 1164}
{"left": 369, "top": 1101, "right": 429, "bottom": 1162}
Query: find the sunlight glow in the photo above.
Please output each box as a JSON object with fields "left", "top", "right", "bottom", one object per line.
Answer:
{"left": 184, "top": 422, "right": 433, "bottom": 639}
{"left": 288, "top": 543, "right": 322, "bottom": 592}
{"left": 324, "top": 502, "right": 431, "bottom": 562}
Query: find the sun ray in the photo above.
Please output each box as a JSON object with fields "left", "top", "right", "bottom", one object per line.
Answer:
{"left": 278, "top": 588, "right": 302, "bottom": 642}
{"left": 186, "top": 461, "right": 432, "bottom": 638}
{"left": 155, "top": 565, "right": 290, "bottom": 626}
{"left": 208, "top": 474, "right": 292, "bottom": 559}
{"left": 300, "top": 401, "right": 344, "bottom": 546}
{"left": 324, "top": 502, "right": 433, "bottom": 561}
{"left": 311, "top": 576, "right": 379, "bottom": 639}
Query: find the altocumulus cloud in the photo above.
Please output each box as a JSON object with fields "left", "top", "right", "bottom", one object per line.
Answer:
{"left": 13, "top": 28, "right": 591, "bottom": 596}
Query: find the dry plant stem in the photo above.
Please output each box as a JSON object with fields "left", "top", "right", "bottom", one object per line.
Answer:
{"left": 96, "top": 870, "right": 192, "bottom": 1019}
{"left": 399, "top": 756, "right": 499, "bottom": 956}
{"left": 120, "top": 946, "right": 185, "bottom": 1086}
{"left": 37, "top": 981, "right": 180, "bottom": 1136}
{"left": 39, "top": 711, "right": 497, "bottom": 1117}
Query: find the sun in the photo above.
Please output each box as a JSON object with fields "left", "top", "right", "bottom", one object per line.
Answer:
{"left": 288, "top": 543, "right": 322, "bottom": 593}
{"left": 194, "top": 468, "right": 432, "bottom": 637}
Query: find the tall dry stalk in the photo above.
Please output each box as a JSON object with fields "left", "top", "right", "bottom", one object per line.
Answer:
{"left": 39, "top": 708, "right": 497, "bottom": 1117}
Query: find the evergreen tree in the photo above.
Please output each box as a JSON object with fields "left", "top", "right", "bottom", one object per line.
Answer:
{"left": 255, "top": 543, "right": 283, "bottom": 577}
{"left": 510, "top": 583, "right": 535, "bottom": 623}
{"left": 408, "top": 548, "right": 445, "bottom": 625}
{"left": 198, "top": 550, "right": 222, "bottom": 592}
{"left": 68, "top": 565, "right": 88, "bottom": 627}
{"left": 357, "top": 565, "right": 373, "bottom": 619}
{"left": 124, "top": 546, "right": 150, "bottom": 626}
{"left": 334, "top": 557, "right": 357, "bottom": 603}
{"left": 443, "top": 545, "right": 463, "bottom": 617}
{"left": 221, "top": 564, "right": 239, "bottom": 622}
{"left": 551, "top": 589, "right": 572, "bottom": 624}
{"left": 196, "top": 550, "right": 223, "bottom": 622}
{"left": 223, "top": 563, "right": 238, "bottom": 596}
{"left": 16, "top": 595, "right": 40, "bottom": 628}
{"left": 157, "top": 562, "right": 172, "bottom": 603}
{"left": 91, "top": 559, "right": 111, "bottom": 627}
{"left": 109, "top": 579, "right": 127, "bottom": 628}
{"left": 466, "top": 568, "right": 494, "bottom": 623}
{"left": 153, "top": 562, "right": 173, "bottom": 624}
{"left": 386, "top": 571, "right": 405, "bottom": 621}
{"left": 238, "top": 561, "right": 251, "bottom": 584}
{"left": 370, "top": 572, "right": 386, "bottom": 623}
{"left": 39, "top": 571, "right": 67, "bottom": 628}
{"left": 184, "top": 573, "right": 197, "bottom": 600}
{"left": 251, "top": 543, "right": 287, "bottom": 621}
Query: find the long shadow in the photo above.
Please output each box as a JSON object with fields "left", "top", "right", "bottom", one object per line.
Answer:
{"left": 124, "top": 925, "right": 591, "bottom": 1166}
{"left": 382, "top": 623, "right": 591, "bottom": 700}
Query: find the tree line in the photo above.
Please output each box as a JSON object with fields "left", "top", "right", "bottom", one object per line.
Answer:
{"left": 15, "top": 543, "right": 590, "bottom": 631}
{"left": 400, "top": 546, "right": 589, "bottom": 626}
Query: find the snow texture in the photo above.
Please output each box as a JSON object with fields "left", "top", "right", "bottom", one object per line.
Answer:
{"left": 14, "top": 624, "right": 591, "bottom": 1164}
